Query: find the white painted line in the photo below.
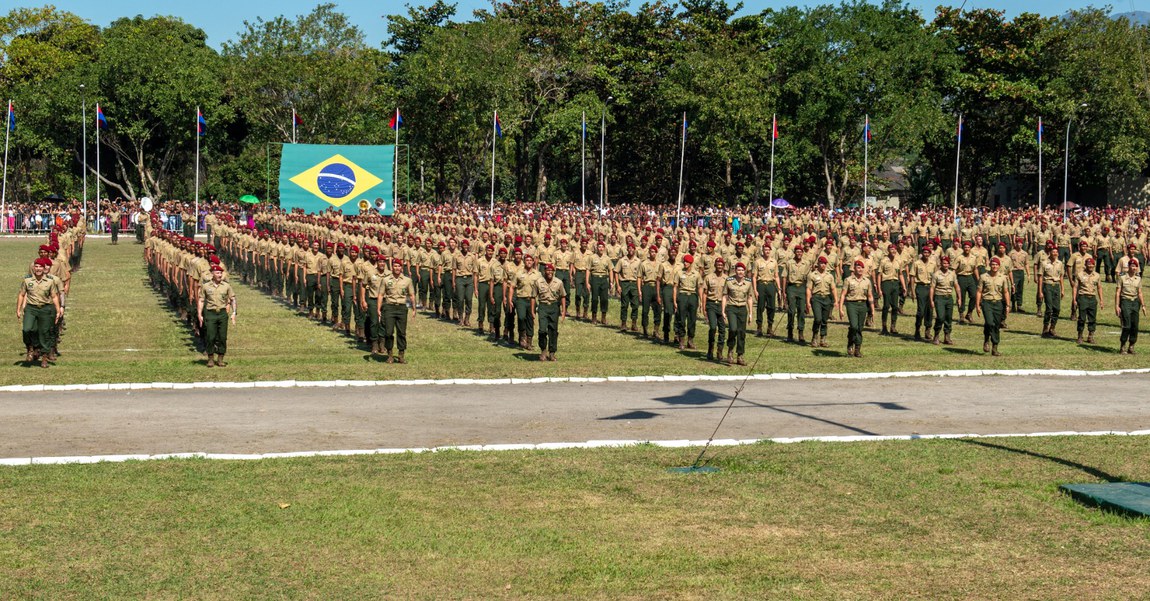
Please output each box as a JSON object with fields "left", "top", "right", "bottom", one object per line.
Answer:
{"left": 4, "top": 367, "right": 1150, "bottom": 395}
{"left": 4, "top": 429, "right": 1148, "bottom": 467}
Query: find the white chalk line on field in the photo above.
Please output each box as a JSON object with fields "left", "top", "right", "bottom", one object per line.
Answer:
{"left": 3, "top": 367, "right": 1150, "bottom": 394}
{"left": 2, "top": 429, "right": 1148, "bottom": 467}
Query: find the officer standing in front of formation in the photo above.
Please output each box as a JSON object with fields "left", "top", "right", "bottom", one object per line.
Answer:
{"left": 702, "top": 257, "right": 727, "bottom": 361}
{"left": 1117, "top": 258, "right": 1145, "bottom": 354}
{"left": 782, "top": 246, "right": 810, "bottom": 343}
{"left": 378, "top": 258, "right": 416, "bottom": 364}
{"left": 18, "top": 258, "right": 62, "bottom": 368}
{"left": 107, "top": 204, "right": 122, "bottom": 244}
{"left": 615, "top": 243, "right": 641, "bottom": 332}
{"left": 534, "top": 262, "right": 567, "bottom": 361}
{"left": 976, "top": 256, "right": 1009, "bottom": 356}
{"left": 722, "top": 261, "right": 753, "bottom": 365}
{"left": 838, "top": 259, "right": 874, "bottom": 358}
{"left": 1074, "top": 257, "right": 1103, "bottom": 345}
{"left": 674, "top": 254, "right": 700, "bottom": 351}
{"left": 638, "top": 245, "right": 662, "bottom": 339}
{"left": 197, "top": 264, "right": 236, "bottom": 367}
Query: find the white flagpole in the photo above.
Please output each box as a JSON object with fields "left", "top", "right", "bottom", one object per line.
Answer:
{"left": 1037, "top": 117, "right": 1043, "bottom": 212}
{"left": 195, "top": 106, "right": 200, "bottom": 235}
{"left": 953, "top": 114, "right": 962, "bottom": 224}
{"left": 82, "top": 88, "right": 88, "bottom": 223}
{"left": 599, "top": 109, "right": 606, "bottom": 217}
{"left": 2, "top": 101, "right": 11, "bottom": 233}
{"left": 676, "top": 112, "right": 686, "bottom": 228}
{"left": 96, "top": 103, "right": 101, "bottom": 231}
{"left": 581, "top": 110, "right": 586, "bottom": 212}
{"left": 393, "top": 108, "right": 400, "bottom": 211}
{"left": 864, "top": 114, "right": 869, "bottom": 218}
{"left": 490, "top": 110, "right": 497, "bottom": 213}
{"left": 292, "top": 107, "right": 297, "bottom": 144}
{"left": 768, "top": 113, "right": 776, "bottom": 220}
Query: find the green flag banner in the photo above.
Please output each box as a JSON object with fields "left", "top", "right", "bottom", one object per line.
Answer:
{"left": 278, "top": 143, "right": 395, "bottom": 215}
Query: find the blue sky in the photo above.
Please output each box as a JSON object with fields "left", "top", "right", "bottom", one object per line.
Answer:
{"left": 12, "top": 0, "right": 1141, "bottom": 48}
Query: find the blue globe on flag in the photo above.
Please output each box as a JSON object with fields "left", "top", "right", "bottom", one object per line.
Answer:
{"left": 317, "top": 163, "right": 356, "bottom": 198}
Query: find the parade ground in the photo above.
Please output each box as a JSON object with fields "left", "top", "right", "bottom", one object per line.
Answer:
{"left": 4, "top": 237, "right": 1150, "bottom": 598}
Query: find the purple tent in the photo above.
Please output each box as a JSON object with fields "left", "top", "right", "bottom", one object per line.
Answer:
{"left": 771, "top": 198, "right": 793, "bottom": 209}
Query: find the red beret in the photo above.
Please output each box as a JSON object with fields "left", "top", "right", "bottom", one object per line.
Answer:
{"left": 854, "top": 260, "right": 865, "bottom": 268}
{"left": 34, "top": 258, "right": 52, "bottom": 267}
{"left": 735, "top": 262, "right": 746, "bottom": 270}
{"left": 392, "top": 259, "right": 404, "bottom": 266}
{"left": 38, "top": 245, "right": 51, "bottom": 252}
{"left": 683, "top": 254, "right": 694, "bottom": 263}
{"left": 715, "top": 257, "right": 726, "bottom": 265}
{"left": 499, "top": 247, "right": 508, "bottom": 253}
{"left": 990, "top": 257, "right": 1001, "bottom": 265}
{"left": 818, "top": 256, "right": 828, "bottom": 264}
{"left": 941, "top": 256, "right": 951, "bottom": 264}
{"left": 649, "top": 245, "right": 658, "bottom": 252}
{"left": 350, "top": 245, "right": 360, "bottom": 252}
{"left": 1085, "top": 257, "right": 1096, "bottom": 265}
{"left": 210, "top": 264, "right": 224, "bottom": 272}
{"left": 486, "top": 244, "right": 495, "bottom": 251}
{"left": 706, "top": 241, "right": 716, "bottom": 248}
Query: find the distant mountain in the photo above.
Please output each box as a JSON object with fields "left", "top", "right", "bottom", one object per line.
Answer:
{"left": 1112, "top": 11, "right": 1150, "bottom": 25}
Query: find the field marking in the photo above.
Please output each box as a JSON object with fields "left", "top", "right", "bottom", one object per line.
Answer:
{"left": 4, "top": 367, "right": 1150, "bottom": 394}
{"left": 2, "top": 429, "right": 1148, "bottom": 467}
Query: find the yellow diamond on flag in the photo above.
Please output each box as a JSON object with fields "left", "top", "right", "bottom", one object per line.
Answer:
{"left": 289, "top": 154, "right": 383, "bottom": 208}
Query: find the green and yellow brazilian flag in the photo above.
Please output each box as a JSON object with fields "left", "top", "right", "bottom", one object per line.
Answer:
{"left": 278, "top": 144, "right": 395, "bottom": 215}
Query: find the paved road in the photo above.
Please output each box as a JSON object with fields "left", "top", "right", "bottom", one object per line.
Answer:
{"left": 2, "top": 374, "right": 1148, "bottom": 458}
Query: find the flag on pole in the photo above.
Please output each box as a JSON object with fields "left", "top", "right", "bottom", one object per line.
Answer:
{"left": 1037, "top": 118, "right": 1044, "bottom": 143}
{"left": 494, "top": 111, "right": 503, "bottom": 138}
{"left": 956, "top": 115, "right": 963, "bottom": 142}
{"left": 96, "top": 104, "right": 108, "bottom": 129}
{"left": 772, "top": 114, "right": 778, "bottom": 140}
{"left": 389, "top": 109, "right": 403, "bottom": 130}
{"left": 6, "top": 101, "right": 13, "bottom": 132}
{"left": 197, "top": 108, "right": 207, "bottom": 136}
{"left": 683, "top": 114, "right": 688, "bottom": 138}
{"left": 293, "top": 110, "right": 303, "bottom": 128}
{"left": 864, "top": 115, "right": 871, "bottom": 141}
{"left": 582, "top": 113, "right": 586, "bottom": 139}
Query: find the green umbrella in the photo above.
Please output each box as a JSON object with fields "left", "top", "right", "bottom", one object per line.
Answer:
{"left": 239, "top": 194, "right": 260, "bottom": 204}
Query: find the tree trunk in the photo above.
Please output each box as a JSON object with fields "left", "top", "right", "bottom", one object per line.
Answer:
{"left": 748, "top": 150, "right": 761, "bottom": 205}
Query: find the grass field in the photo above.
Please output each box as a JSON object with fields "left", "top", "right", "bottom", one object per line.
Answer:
{"left": 3, "top": 237, "right": 1148, "bottom": 385}
{"left": 1, "top": 436, "right": 1147, "bottom": 599}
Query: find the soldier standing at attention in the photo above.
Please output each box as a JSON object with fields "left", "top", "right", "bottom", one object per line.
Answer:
{"left": 534, "top": 262, "right": 567, "bottom": 361}
{"left": 107, "top": 205, "right": 122, "bottom": 244}
{"left": 1038, "top": 243, "right": 1064, "bottom": 338}
{"left": 1117, "top": 258, "right": 1145, "bottom": 354}
{"left": 703, "top": 257, "right": 728, "bottom": 361}
{"left": 1074, "top": 257, "right": 1103, "bottom": 344}
{"left": 503, "top": 248, "right": 523, "bottom": 344}
{"left": 930, "top": 256, "right": 958, "bottom": 345}
{"left": 360, "top": 251, "right": 383, "bottom": 355}
{"left": 1008, "top": 238, "right": 1030, "bottom": 313}
{"left": 954, "top": 241, "right": 978, "bottom": 322}
{"left": 455, "top": 240, "right": 476, "bottom": 327}
{"left": 877, "top": 243, "right": 904, "bottom": 336}
{"left": 197, "top": 264, "right": 236, "bottom": 368}
{"left": 615, "top": 243, "right": 642, "bottom": 332}
{"left": 488, "top": 246, "right": 508, "bottom": 339}
{"left": 657, "top": 251, "right": 679, "bottom": 344}
{"left": 476, "top": 244, "right": 495, "bottom": 334}
{"left": 753, "top": 243, "right": 781, "bottom": 337}
{"left": 781, "top": 246, "right": 811, "bottom": 343}
{"left": 18, "top": 259, "right": 62, "bottom": 368}
{"left": 588, "top": 242, "right": 612, "bottom": 325}
{"left": 908, "top": 245, "right": 935, "bottom": 341}
{"left": 638, "top": 245, "right": 662, "bottom": 338}
{"left": 571, "top": 238, "right": 591, "bottom": 320}
{"left": 838, "top": 260, "right": 874, "bottom": 358}
{"left": 805, "top": 256, "right": 838, "bottom": 349}
{"left": 674, "top": 254, "right": 700, "bottom": 351}
{"left": 513, "top": 255, "right": 541, "bottom": 350}
{"left": 722, "top": 261, "right": 754, "bottom": 364}
{"left": 976, "top": 256, "right": 1009, "bottom": 356}
{"left": 377, "top": 258, "right": 416, "bottom": 364}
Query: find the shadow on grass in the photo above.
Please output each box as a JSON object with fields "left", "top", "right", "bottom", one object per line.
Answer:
{"left": 1080, "top": 344, "right": 1119, "bottom": 354}
{"left": 942, "top": 347, "right": 981, "bottom": 355}
{"left": 512, "top": 352, "right": 543, "bottom": 362}
{"left": 961, "top": 438, "right": 1127, "bottom": 483}
{"left": 812, "top": 349, "right": 846, "bottom": 357}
